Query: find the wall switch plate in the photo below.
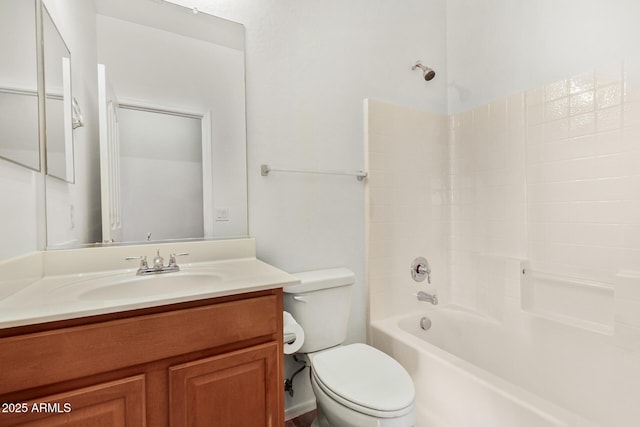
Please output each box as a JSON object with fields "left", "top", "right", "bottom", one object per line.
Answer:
{"left": 215, "top": 208, "right": 229, "bottom": 221}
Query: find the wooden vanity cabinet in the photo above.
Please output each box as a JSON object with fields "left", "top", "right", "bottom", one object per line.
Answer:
{"left": 0, "top": 289, "right": 284, "bottom": 427}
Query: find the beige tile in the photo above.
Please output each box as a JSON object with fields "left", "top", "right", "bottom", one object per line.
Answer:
{"left": 569, "top": 71, "right": 595, "bottom": 95}
{"left": 596, "top": 84, "right": 622, "bottom": 109}
{"left": 614, "top": 321, "right": 640, "bottom": 351}
{"left": 596, "top": 106, "right": 622, "bottom": 132}
{"left": 570, "top": 91, "right": 595, "bottom": 115}
{"left": 545, "top": 79, "right": 569, "bottom": 101}
{"left": 569, "top": 112, "right": 596, "bottom": 137}
{"left": 544, "top": 118, "right": 570, "bottom": 141}
{"left": 545, "top": 97, "right": 570, "bottom": 121}
{"left": 526, "top": 102, "right": 544, "bottom": 125}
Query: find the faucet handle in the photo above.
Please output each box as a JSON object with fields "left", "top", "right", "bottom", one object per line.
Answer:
{"left": 411, "top": 257, "right": 431, "bottom": 283}
{"left": 125, "top": 256, "right": 148, "bottom": 269}
{"left": 169, "top": 252, "right": 189, "bottom": 266}
{"left": 417, "top": 264, "right": 432, "bottom": 284}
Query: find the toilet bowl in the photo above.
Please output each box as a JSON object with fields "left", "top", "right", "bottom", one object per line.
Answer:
{"left": 309, "top": 343, "right": 415, "bottom": 427}
{"left": 284, "top": 268, "right": 415, "bottom": 427}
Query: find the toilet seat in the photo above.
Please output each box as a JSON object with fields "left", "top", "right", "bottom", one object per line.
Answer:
{"left": 309, "top": 343, "right": 415, "bottom": 418}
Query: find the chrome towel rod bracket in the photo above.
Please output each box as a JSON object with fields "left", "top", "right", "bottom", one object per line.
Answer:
{"left": 261, "top": 164, "right": 368, "bottom": 181}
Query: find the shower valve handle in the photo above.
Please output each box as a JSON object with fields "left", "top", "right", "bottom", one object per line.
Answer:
{"left": 411, "top": 257, "right": 431, "bottom": 283}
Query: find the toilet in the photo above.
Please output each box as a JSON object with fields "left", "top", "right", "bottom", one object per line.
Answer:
{"left": 284, "top": 268, "right": 415, "bottom": 427}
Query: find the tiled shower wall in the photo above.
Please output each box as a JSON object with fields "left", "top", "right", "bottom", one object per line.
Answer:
{"left": 525, "top": 64, "right": 640, "bottom": 281}
{"left": 366, "top": 99, "right": 449, "bottom": 322}
{"left": 449, "top": 94, "right": 527, "bottom": 313}
{"left": 450, "top": 63, "right": 640, "bottom": 339}
{"left": 368, "top": 63, "right": 640, "bottom": 342}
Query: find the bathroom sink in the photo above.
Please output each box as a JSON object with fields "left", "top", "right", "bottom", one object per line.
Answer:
{"left": 77, "top": 272, "right": 223, "bottom": 301}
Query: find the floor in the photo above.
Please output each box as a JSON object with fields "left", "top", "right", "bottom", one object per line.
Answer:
{"left": 284, "top": 410, "right": 316, "bottom": 427}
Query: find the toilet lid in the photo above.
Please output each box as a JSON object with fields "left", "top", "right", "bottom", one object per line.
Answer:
{"left": 311, "top": 343, "right": 414, "bottom": 413}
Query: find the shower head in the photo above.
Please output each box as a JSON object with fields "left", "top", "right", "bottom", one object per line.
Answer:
{"left": 412, "top": 61, "right": 436, "bottom": 81}
{"left": 423, "top": 68, "right": 436, "bottom": 81}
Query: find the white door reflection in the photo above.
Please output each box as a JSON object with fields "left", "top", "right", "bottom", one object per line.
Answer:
{"left": 118, "top": 107, "right": 204, "bottom": 242}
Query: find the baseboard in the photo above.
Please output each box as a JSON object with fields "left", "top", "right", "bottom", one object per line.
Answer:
{"left": 285, "top": 399, "right": 316, "bottom": 421}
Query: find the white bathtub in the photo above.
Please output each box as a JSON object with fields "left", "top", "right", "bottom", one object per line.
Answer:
{"left": 371, "top": 305, "right": 640, "bottom": 427}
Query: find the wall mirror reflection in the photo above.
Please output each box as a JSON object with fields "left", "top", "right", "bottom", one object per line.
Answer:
{"left": 42, "top": 3, "right": 74, "bottom": 183}
{"left": 0, "top": 0, "right": 249, "bottom": 260}
{"left": 94, "top": 0, "right": 248, "bottom": 245}
{"left": 0, "top": 0, "right": 40, "bottom": 172}
{"left": 116, "top": 107, "right": 205, "bottom": 242}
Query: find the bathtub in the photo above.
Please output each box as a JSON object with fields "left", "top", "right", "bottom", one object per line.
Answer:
{"left": 370, "top": 304, "right": 640, "bottom": 427}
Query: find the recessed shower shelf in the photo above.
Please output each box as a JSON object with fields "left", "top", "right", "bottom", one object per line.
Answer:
{"left": 261, "top": 164, "right": 368, "bottom": 181}
{"left": 520, "top": 263, "right": 615, "bottom": 334}
{"left": 521, "top": 268, "right": 614, "bottom": 292}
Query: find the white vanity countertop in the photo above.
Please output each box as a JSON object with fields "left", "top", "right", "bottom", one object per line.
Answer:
{"left": 0, "top": 257, "right": 299, "bottom": 329}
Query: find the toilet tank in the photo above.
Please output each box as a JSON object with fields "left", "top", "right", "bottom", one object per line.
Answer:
{"left": 284, "top": 268, "right": 355, "bottom": 353}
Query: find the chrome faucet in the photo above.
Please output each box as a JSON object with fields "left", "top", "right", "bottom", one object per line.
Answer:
{"left": 152, "top": 250, "right": 165, "bottom": 269}
{"left": 126, "top": 250, "right": 189, "bottom": 275}
{"left": 417, "top": 291, "right": 438, "bottom": 305}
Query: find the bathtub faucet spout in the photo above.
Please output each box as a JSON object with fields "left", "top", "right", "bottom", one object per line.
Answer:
{"left": 417, "top": 291, "right": 438, "bottom": 305}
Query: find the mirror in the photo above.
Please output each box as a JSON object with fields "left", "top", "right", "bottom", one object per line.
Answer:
{"left": 0, "top": 0, "right": 40, "bottom": 172}
{"left": 42, "top": 3, "right": 74, "bottom": 183}
{"left": 94, "top": 0, "right": 247, "bottom": 244}
{"left": 44, "top": 0, "right": 248, "bottom": 249}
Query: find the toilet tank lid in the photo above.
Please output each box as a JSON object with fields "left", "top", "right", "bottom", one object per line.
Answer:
{"left": 284, "top": 268, "right": 355, "bottom": 293}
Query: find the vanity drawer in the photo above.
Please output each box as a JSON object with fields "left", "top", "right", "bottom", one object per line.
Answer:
{"left": 0, "top": 294, "right": 280, "bottom": 395}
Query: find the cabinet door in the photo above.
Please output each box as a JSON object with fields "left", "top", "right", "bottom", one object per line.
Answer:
{"left": 169, "top": 342, "right": 280, "bottom": 427}
{"left": 0, "top": 375, "right": 145, "bottom": 426}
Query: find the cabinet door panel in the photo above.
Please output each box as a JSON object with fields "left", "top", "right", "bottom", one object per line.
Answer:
{"left": 170, "top": 342, "right": 279, "bottom": 427}
{"left": 0, "top": 376, "right": 145, "bottom": 427}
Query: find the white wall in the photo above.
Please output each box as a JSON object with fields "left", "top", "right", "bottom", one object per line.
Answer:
{"left": 447, "top": 0, "right": 640, "bottom": 113}
{"left": 0, "top": 162, "right": 39, "bottom": 259}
